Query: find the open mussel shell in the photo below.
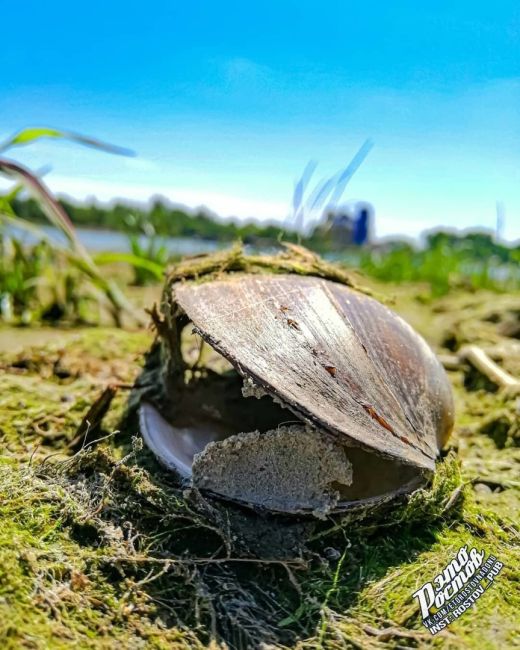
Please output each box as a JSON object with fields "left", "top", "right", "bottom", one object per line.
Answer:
{"left": 139, "top": 251, "right": 454, "bottom": 518}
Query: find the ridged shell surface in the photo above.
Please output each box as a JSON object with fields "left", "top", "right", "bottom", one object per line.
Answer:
{"left": 172, "top": 274, "right": 454, "bottom": 471}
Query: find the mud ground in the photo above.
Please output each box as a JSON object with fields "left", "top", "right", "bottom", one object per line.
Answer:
{"left": 0, "top": 282, "right": 518, "bottom": 649}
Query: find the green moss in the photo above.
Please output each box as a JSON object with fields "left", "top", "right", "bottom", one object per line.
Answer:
{"left": 0, "top": 328, "right": 152, "bottom": 452}
{"left": 0, "top": 457, "right": 204, "bottom": 649}
{"left": 0, "top": 291, "right": 519, "bottom": 649}
{"left": 163, "top": 243, "right": 372, "bottom": 295}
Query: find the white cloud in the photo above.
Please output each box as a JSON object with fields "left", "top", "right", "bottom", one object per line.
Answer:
{"left": 122, "top": 157, "right": 161, "bottom": 172}
{"left": 46, "top": 174, "right": 290, "bottom": 223}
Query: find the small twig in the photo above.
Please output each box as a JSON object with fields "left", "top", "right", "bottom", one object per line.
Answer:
{"left": 101, "top": 554, "right": 307, "bottom": 569}
{"left": 121, "top": 562, "right": 173, "bottom": 601}
{"left": 362, "top": 623, "right": 429, "bottom": 642}
{"left": 461, "top": 345, "right": 520, "bottom": 391}
{"left": 28, "top": 443, "right": 42, "bottom": 467}
{"left": 282, "top": 563, "right": 303, "bottom": 595}
{"left": 441, "top": 485, "right": 465, "bottom": 514}
{"left": 191, "top": 337, "right": 207, "bottom": 370}
{"left": 439, "top": 353, "right": 462, "bottom": 371}
{"left": 69, "top": 384, "right": 119, "bottom": 452}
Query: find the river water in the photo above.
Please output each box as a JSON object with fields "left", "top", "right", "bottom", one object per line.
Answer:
{"left": 5, "top": 225, "right": 518, "bottom": 284}
{"left": 6, "top": 224, "right": 226, "bottom": 255}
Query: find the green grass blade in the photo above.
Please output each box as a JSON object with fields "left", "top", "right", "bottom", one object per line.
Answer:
{"left": 93, "top": 252, "right": 165, "bottom": 279}
{"left": 0, "top": 127, "right": 134, "bottom": 157}
{"left": 0, "top": 157, "right": 88, "bottom": 254}
{"left": 0, "top": 211, "right": 55, "bottom": 242}
{"left": 0, "top": 160, "right": 147, "bottom": 326}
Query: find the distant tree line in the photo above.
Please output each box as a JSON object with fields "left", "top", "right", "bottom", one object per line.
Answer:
{"left": 11, "top": 196, "right": 297, "bottom": 244}
{"left": 9, "top": 196, "right": 519, "bottom": 266}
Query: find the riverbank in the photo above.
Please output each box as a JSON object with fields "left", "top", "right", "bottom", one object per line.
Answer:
{"left": 0, "top": 283, "right": 518, "bottom": 649}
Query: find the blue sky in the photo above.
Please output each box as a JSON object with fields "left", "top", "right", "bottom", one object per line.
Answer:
{"left": 1, "top": 1, "right": 519, "bottom": 240}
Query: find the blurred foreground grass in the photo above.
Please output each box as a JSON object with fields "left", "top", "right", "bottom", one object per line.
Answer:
{"left": 2, "top": 229, "right": 519, "bottom": 327}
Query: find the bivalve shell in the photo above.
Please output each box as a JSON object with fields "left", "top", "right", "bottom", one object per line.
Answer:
{"left": 139, "top": 248, "right": 454, "bottom": 517}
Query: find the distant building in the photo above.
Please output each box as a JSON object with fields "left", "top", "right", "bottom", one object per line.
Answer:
{"left": 325, "top": 201, "right": 373, "bottom": 247}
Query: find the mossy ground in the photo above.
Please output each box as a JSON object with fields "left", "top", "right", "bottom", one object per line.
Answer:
{"left": 0, "top": 284, "right": 518, "bottom": 649}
